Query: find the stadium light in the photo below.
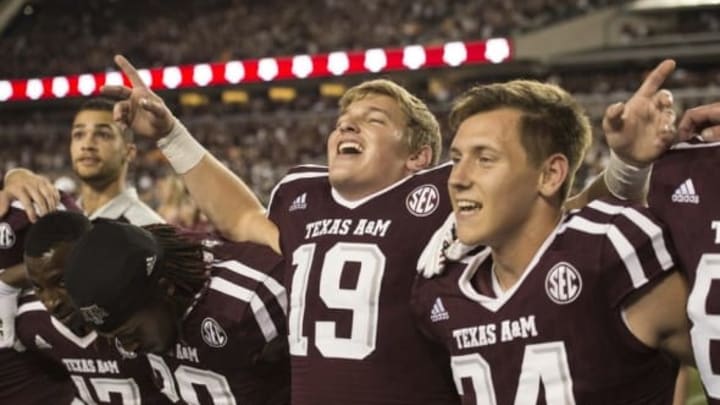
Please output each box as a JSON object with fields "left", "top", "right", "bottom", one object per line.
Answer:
{"left": 52, "top": 76, "right": 70, "bottom": 98}
{"left": 0, "top": 39, "right": 511, "bottom": 103}
{"left": 225, "top": 61, "right": 245, "bottom": 84}
{"left": 292, "top": 55, "right": 313, "bottom": 79}
{"left": 268, "top": 86, "right": 296, "bottom": 102}
{"left": 258, "top": 58, "right": 280, "bottom": 81}
{"left": 0, "top": 81, "right": 11, "bottom": 101}
{"left": 78, "top": 74, "right": 96, "bottom": 96}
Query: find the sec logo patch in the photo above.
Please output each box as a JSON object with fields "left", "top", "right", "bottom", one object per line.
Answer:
{"left": 545, "top": 262, "right": 582, "bottom": 304}
{"left": 406, "top": 184, "right": 439, "bottom": 217}
{"left": 201, "top": 317, "right": 228, "bottom": 348}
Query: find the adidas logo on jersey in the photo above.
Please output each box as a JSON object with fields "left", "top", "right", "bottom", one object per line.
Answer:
{"left": 430, "top": 297, "right": 449, "bottom": 322}
{"left": 289, "top": 193, "right": 308, "bottom": 211}
{"left": 672, "top": 179, "right": 699, "bottom": 204}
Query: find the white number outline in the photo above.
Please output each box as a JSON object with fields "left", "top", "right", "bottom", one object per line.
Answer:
{"left": 687, "top": 253, "right": 720, "bottom": 398}
{"left": 148, "top": 354, "right": 236, "bottom": 405}
{"left": 71, "top": 375, "right": 141, "bottom": 405}
{"left": 289, "top": 242, "right": 385, "bottom": 359}
{"left": 451, "top": 341, "right": 575, "bottom": 404}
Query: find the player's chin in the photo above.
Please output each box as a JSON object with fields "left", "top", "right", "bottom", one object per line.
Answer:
{"left": 455, "top": 223, "right": 486, "bottom": 246}
{"left": 328, "top": 166, "right": 355, "bottom": 187}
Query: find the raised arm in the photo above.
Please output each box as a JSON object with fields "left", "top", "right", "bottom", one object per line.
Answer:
{"left": 565, "top": 59, "right": 678, "bottom": 209}
{"left": 624, "top": 270, "right": 694, "bottom": 366}
{"left": 102, "top": 55, "right": 280, "bottom": 252}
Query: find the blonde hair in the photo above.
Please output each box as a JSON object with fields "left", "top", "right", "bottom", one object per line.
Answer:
{"left": 340, "top": 79, "right": 442, "bottom": 165}
{"left": 450, "top": 80, "right": 592, "bottom": 200}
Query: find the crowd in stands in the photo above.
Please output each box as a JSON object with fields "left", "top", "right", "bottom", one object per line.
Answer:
{"left": 619, "top": 6, "right": 720, "bottom": 41}
{"left": 3, "top": 62, "right": 720, "bottom": 231}
{"left": 2, "top": 0, "right": 720, "bottom": 228}
{"left": 1, "top": 0, "right": 625, "bottom": 79}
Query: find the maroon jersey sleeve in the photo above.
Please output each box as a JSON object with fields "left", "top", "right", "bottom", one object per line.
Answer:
{"left": 0, "top": 349, "right": 75, "bottom": 404}
{"left": 267, "top": 164, "right": 459, "bottom": 405}
{"left": 147, "top": 236, "right": 289, "bottom": 405}
{"left": 571, "top": 199, "right": 677, "bottom": 308}
{"left": 0, "top": 292, "right": 75, "bottom": 404}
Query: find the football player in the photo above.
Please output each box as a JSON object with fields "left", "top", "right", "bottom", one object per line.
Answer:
{"left": 63, "top": 216, "right": 290, "bottom": 404}
{"left": 412, "top": 80, "right": 693, "bottom": 404}
{"left": 19, "top": 211, "right": 169, "bottom": 404}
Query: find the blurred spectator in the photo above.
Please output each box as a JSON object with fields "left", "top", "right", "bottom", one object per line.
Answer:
{"left": 3, "top": 64, "right": 720, "bottom": 209}
{"left": 0, "top": 0, "right": 626, "bottom": 79}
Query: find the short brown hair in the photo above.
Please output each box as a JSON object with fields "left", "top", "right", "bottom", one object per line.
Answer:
{"left": 340, "top": 79, "right": 441, "bottom": 165}
{"left": 77, "top": 97, "right": 134, "bottom": 142}
{"left": 449, "top": 80, "right": 591, "bottom": 200}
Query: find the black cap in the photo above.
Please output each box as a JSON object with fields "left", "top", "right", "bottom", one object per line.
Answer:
{"left": 64, "top": 219, "right": 164, "bottom": 332}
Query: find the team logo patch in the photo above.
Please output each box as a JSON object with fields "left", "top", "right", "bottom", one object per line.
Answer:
{"left": 545, "top": 262, "right": 582, "bottom": 304}
{"left": 79, "top": 304, "right": 110, "bottom": 326}
{"left": 406, "top": 184, "right": 440, "bottom": 217}
{"left": 0, "top": 222, "right": 15, "bottom": 249}
{"left": 201, "top": 317, "right": 227, "bottom": 348}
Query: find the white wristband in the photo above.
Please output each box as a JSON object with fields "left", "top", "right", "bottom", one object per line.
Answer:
{"left": 603, "top": 150, "right": 651, "bottom": 201}
{"left": 157, "top": 119, "right": 207, "bottom": 174}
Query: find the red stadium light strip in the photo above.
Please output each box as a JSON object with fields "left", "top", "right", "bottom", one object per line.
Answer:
{"left": 0, "top": 39, "right": 512, "bottom": 103}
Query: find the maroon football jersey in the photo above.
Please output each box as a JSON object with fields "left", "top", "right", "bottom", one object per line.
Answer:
{"left": 16, "top": 292, "right": 170, "bottom": 404}
{"left": 0, "top": 347, "right": 75, "bottom": 404}
{"left": 267, "top": 163, "right": 459, "bottom": 404}
{"left": 0, "top": 192, "right": 79, "bottom": 404}
{"left": 146, "top": 234, "right": 289, "bottom": 405}
{"left": 648, "top": 140, "right": 720, "bottom": 403}
{"left": 412, "top": 199, "right": 679, "bottom": 404}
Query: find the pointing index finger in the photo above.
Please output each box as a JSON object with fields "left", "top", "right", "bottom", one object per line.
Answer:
{"left": 114, "top": 54, "right": 146, "bottom": 89}
{"left": 635, "top": 59, "right": 676, "bottom": 98}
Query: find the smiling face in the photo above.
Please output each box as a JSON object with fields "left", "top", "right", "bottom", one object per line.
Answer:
{"left": 25, "top": 243, "right": 85, "bottom": 330}
{"left": 449, "top": 108, "right": 545, "bottom": 247}
{"left": 327, "top": 94, "right": 416, "bottom": 200}
{"left": 70, "top": 109, "right": 135, "bottom": 188}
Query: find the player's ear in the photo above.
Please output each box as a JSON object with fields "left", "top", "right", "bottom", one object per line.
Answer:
{"left": 406, "top": 145, "right": 432, "bottom": 172}
{"left": 538, "top": 153, "right": 568, "bottom": 198}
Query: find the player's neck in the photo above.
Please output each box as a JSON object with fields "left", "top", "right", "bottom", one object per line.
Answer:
{"left": 334, "top": 182, "right": 388, "bottom": 202}
{"left": 79, "top": 180, "right": 125, "bottom": 216}
{"left": 332, "top": 169, "right": 414, "bottom": 202}
{"left": 491, "top": 206, "right": 563, "bottom": 292}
